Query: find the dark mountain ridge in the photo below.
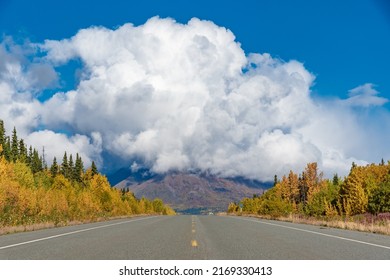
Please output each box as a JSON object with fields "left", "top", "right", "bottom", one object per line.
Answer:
{"left": 111, "top": 167, "right": 271, "bottom": 214}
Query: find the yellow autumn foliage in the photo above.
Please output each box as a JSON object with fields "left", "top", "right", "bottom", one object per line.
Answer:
{"left": 0, "top": 157, "right": 175, "bottom": 228}
{"left": 229, "top": 161, "right": 390, "bottom": 219}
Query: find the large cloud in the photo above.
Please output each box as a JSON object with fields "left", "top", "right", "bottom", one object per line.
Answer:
{"left": 1, "top": 17, "right": 388, "bottom": 180}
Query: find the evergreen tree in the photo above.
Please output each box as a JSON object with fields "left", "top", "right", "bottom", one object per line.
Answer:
{"left": 4, "top": 136, "right": 11, "bottom": 161}
{"left": 0, "top": 120, "right": 5, "bottom": 156}
{"left": 0, "top": 121, "right": 11, "bottom": 160}
{"left": 61, "top": 152, "right": 69, "bottom": 178}
{"left": 31, "top": 149, "right": 43, "bottom": 173}
{"left": 18, "top": 139, "right": 27, "bottom": 162}
{"left": 50, "top": 157, "right": 59, "bottom": 177}
{"left": 11, "top": 127, "right": 19, "bottom": 162}
{"left": 273, "top": 174, "right": 278, "bottom": 186}
{"left": 74, "top": 153, "right": 84, "bottom": 182}
{"left": 68, "top": 154, "right": 74, "bottom": 180}
{"left": 27, "top": 146, "right": 33, "bottom": 168}
{"left": 332, "top": 174, "right": 339, "bottom": 186}
{"left": 91, "top": 161, "right": 98, "bottom": 176}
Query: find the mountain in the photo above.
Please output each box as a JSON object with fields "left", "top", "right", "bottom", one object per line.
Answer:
{"left": 112, "top": 169, "right": 270, "bottom": 214}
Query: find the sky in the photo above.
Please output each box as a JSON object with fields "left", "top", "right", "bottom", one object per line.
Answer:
{"left": 0, "top": 0, "right": 389, "bottom": 180}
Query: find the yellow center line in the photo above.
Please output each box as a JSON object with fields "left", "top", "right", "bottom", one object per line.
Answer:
{"left": 191, "top": 216, "right": 198, "bottom": 248}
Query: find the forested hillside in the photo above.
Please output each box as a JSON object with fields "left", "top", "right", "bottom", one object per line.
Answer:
{"left": 0, "top": 120, "right": 175, "bottom": 231}
{"left": 228, "top": 162, "right": 390, "bottom": 231}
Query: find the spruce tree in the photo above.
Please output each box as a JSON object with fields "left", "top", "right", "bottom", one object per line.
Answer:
{"left": 61, "top": 152, "right": 69, "bottom": 178}
{"left": 74, "top": 153, "right": 84, "bottom": 182}
{"left": 91, "top": 161, "right": 98, "bottom": 176}
{"left": 68, "top": 154, "right": 74, "bottom": 180}
{"left": 4, "top": 136, "right": 11, "bottom": 161}
{"left": 11, "top": 127, "right": 19, "bottom": 162}
{"left": 0, "top": 120, "right": 5, "bottom": 156}
{"left": 27, "top": 146, "right": 33, "bottom": 168}
{"left": 50, "top": 157, "right": 59, "bottom": 177}
{"left": 0, "top": 122, "right": 10, "bottom": 160}
{"left": 31, "top": 149, "right": 43, "bottom": 173}
{"left": 18, "top": 139, "right": 27, "bottom": 162}
{"left": 332, "top": 173, "right": 339, "bottom": 186}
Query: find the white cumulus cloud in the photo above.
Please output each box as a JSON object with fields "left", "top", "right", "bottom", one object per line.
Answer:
{"left": 1, "top": 17, "right": 389, "bottom": 180}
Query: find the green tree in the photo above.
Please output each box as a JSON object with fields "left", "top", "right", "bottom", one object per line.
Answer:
{"left": 3, "top": 136, "right": 11, "bottom": 161}
{"left": 0, "top": 120, "right": 5, "bottom": 157}
{"left": 18, "top": 139, "right": 27, "bottom": 162}
{"left": 50, "top": 157, "right": 59, "bottom": 177}
{"left": 27, "top": 146, "right": 33, "bottom": 168}
{"left": 61, "top": 152, "right": 69, "bottom": 178}
{"left": 368, "top": 177, "right": 390, "bottom": 214}
{"left": 332, "top": 174, "right": 340, "bottom": 187}
{"left": 91, "top": 161, "right": 98, "bottom": 176}
{"left": 273, "top": 174, "right": 278, "bottom": 186}
{"left": 68, "top": 154, "right": 74, "bottom": 180}
{"left": 31, "top": 149, "right": 43, "bottom": 173}
{"left": 74, "top": 153, "right": 84, "bottom": 182}
{"left": 11, "top": 127, "right": 19, "bottom": 162}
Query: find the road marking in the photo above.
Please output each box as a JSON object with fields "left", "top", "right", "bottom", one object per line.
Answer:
{"left": 191, "top": 216, "right": 198, "bottom": 247}
{"left": 0, "top": 216, "right": 158, "bottom": 251}
{"left": 236, "top": 217, "right": 390, "bottom": 251}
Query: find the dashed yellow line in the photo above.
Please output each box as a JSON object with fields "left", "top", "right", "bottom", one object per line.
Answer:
{"left": 191, "top": 216, "right": 198, "bottom": 248}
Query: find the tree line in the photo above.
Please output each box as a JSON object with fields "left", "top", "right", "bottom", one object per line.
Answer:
{"left": 228, "top": 161, "right": 390, "bottom": 218}
{"left": 0, "top": 120, "right": 175, "bottom": 228}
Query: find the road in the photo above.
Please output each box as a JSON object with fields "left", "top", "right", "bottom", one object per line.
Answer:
{"left": 0, "top": 215, "right": 389, "bottom": 259}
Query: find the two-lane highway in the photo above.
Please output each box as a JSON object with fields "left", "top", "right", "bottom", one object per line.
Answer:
{"left": 0, "top": 215, "right": 389, "bottom": 259}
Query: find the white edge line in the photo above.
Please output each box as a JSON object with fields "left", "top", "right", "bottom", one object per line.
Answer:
{"left": 232, "top": 216, "right": 390, "bottom": 251}
{"left": 0, "top": 216, "right": 157, "bottom": 250}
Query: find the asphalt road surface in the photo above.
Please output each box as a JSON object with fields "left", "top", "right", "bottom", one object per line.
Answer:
{"left": 0, "top": 215, "right": 389, "bottom": 259}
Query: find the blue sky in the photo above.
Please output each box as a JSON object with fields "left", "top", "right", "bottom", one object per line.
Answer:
{"left": 0, "top": 0, "right": 389, "bottom": 179}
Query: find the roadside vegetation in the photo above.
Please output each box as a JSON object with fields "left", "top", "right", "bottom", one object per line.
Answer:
{"left": 228, "top": 162, "right": 390, "bottom": 235}
{"left": 0, "top": 120, "right": 175, "bottom": 235}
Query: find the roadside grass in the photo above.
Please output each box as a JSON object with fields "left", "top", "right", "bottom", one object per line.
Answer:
{"left": 0, "top": 214, "right": 151, "bottom": 236}
{"left": 225, "top": 213, "right": 390, "bottom": 236}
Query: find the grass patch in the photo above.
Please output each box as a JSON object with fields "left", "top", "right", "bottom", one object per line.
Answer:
{"left": 0, "top": 214, "right": 152, "bottom": 236}
{"left": 226, "top": 212, "right": 390, "bottom": 236}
